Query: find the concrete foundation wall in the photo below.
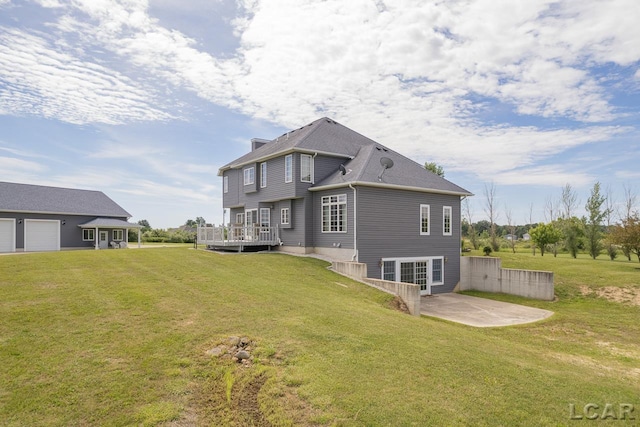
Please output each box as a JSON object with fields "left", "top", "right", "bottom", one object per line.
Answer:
{"left": 331, "top": 261, "right": 421, "bottom": 316}
{"left": 460, "top": 257, "right": 554, "bottom": 301}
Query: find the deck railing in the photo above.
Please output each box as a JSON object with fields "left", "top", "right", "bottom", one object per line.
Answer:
{"left": 197, "top": 225, "right": 279, "bottom": 247}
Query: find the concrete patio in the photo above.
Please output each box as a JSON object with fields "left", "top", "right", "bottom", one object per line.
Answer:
{"left": 420, "top": 293, "right": 554, "bottom": 327}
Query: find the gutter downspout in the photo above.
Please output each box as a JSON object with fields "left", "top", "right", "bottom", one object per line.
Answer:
{"left": 312, "top": 152, "right": 317, "bottom": 184}
{"left": 349, "top": 184, "right": 357, "bottom": 261}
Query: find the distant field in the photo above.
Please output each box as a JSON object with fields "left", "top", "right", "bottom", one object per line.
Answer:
{"left": 1, "top": 248, "right": 638, "bottom": 425}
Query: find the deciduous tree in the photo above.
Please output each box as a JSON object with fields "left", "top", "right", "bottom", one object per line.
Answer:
{"left": 555, "top": 217, "right": 584, "bottom": 258}
{"left": 463, "top": 198, "right": 479, "bottom": 250}
{"left": 529, "top": 223, "right": 562, "bottom": 257}
{"left": 424, "top": 162, "right": 445, "bottom": 177}
{"left": 609, "top": 215, "right": 640, "bottom": 262}
{"left": 483, "top": 183, "right": 499, "bottom": 252}
{"left": 505, "top": 206, "right": 516, "bottom": 253}
{"left": 583, "top": 182, "right": 610, "bottom": 260}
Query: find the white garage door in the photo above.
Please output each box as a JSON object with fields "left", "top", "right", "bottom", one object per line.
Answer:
{"left": 25, "top": 220, "right": 60, "bottom": 252}
{"left": 0, "top": 219, "right": 16, "bottom": 253}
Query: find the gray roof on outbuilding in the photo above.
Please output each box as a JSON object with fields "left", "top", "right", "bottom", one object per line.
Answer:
{"left": 78, "top": 218, "right": 142, "bottom": 228}
{"left": 0, "top": 181, "right": 132, "bottom": 217}
{"left": 220, "top": 118, "right": 472, "bottom": 196}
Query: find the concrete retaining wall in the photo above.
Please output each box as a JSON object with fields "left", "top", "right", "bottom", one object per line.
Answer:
{"left": 331, "top": 260, "right": 368, "bottom": 280}
{"left": 331, "top": 261, "right": 421, "bottom": 316}
{"left": 460, "top": 257, "right": 554, "bottom": 300}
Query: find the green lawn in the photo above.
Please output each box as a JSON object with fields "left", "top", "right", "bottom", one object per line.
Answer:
{"left": 1, "top": 248, "right": 638, "bottom": 425}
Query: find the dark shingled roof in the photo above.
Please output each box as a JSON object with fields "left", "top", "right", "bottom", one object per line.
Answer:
{"left": 218, "top": 118, "right": 376, "bottom": 172}
{"left": 219, "top": 118, "right": 472, "bottom": 196}
{"left": 0, "top": 182, "right": 132, "bottom": 217}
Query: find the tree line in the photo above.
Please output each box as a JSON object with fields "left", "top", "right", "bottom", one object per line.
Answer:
{"left": 128, "top": 217, "right": 207, "bottom": 243}
{"left": 463, "top": 182, "right": 640, "bottom": 262}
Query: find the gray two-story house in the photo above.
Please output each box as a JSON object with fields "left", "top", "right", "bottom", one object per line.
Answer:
{"left": 213, "top": 118, "right": 472, "bottom": 295}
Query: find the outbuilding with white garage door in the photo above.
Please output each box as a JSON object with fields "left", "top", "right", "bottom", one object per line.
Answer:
{"left": 0, "top": 218, "right": 16, "bottom": 253}
{"left": 0, "top": 181, "right": 141, "bottom": 253}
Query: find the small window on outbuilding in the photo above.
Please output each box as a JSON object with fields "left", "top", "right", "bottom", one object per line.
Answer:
{"left": 82, "top": 229, "right": 95, "bottom": 241}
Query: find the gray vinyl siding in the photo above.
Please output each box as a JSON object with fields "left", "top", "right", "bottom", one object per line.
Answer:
{"left": 0, "top": 212, "right": 129, "bottom": 250}
{"left": 278, "top": 199, "right": 293, "bottom": 229}
{"left": 224, "top": 154, "right": 349, "bottom": 210}
{"left": 222, "top": 169, "right": 241, "bottom": 208}
{"left": 278, "top": 199, "right": 308, "bottom": 246}
{"left": 355, "top": 187, "right": 462, "bottom": 293}
{"left": 295, "top": 155, "right": 345, "bottom": 195}
{"left": 312, "top": 188, "right": 354, "bottom": 250}
{"left": 243, "top": 163, "right": 258, "bottom": 194}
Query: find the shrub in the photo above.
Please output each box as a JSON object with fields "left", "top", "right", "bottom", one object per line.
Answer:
{"left": 483, "top": 246, "right": 492, "bottom": 256}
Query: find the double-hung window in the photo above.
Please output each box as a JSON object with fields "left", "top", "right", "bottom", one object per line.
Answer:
{"left": 281, "top": 208, "right": 290, "bottom": 225}
{"left": 420, "top": 204, "right": 430, "bottom": 235}
{"left": 300, "top": 154, "right": 313, "bottom": 183}
{"left": 284, "top": 155, "right": 293, "bottom": 183}
{"left": 443, "top": 206, "right": 452, "bottom": 236}
{"left": 244, "top": 167, "right": 255, "bottom": 186}
{"left": 260, "top": 162, "right": 267, "bottom": 188}
{"left": 113, "top": 229, "right": 124, "bottom": 241}
{"left": 322, "top": 194, "right": 347, "bottom": 232}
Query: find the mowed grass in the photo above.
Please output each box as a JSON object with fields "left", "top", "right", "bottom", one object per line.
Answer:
{"left": 0, "top": 248, "right": 639, "bottom": 426}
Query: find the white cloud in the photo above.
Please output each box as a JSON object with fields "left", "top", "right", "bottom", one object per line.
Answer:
{"left": 491, "top": 165, "right": 593, "bottom": 186}
{"left": 0, "top": 156, "right": 46, "bottom": 173}
{"left": 1, "top": 0, "right": 638, "bottom": 190}
{"left": 0, "top": 27, "right": 173, "bottom": 124}
{"left": 615, "top": 170, "right": 640, "bottom": 180}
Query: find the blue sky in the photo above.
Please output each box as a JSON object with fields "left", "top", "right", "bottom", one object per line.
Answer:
{"left": 1, "top": 0, "right": 638, "bottom": 228}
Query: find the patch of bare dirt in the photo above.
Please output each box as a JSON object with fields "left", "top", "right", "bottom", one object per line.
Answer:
{"left": 549, "top": 352, "right": 640, "bottom": 380}
{"left": 388, "top": 295, "right": 410, "bottom": 314}
{"left": 235, "top": 373, "right": 270, "bottom": 426}
{"left": 595, "top": 341, "right": 640, "bottom": 360}
{"left": 579, "top": 285, "right": 640, "bottom": 306}
{"left": 189, "top": 336, "right": 321, "bottom": 426}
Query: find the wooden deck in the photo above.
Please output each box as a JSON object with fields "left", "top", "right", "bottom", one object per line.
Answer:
{"left": 197, "top": 225, "right": 280, "bottom": 250}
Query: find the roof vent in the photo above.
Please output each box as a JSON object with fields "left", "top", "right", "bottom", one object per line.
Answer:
{"left": 378, "top": 157, "right": 394, "bottom": 181}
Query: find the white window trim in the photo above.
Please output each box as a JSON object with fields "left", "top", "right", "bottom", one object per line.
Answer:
{"left": 321, "top": 194, "right": 347, "bottom": 233}
{"left": 300, "top": 153, "right": 313, "bottom": 183}
{"left": 236, "top": 213, "right": 245, "bottom": 225}
{"left": 244, "top": 167, "right": 255, "bottom": 186}
{"left": 223, "top": 175, "right": 228, "bottom": 193}
{"left": 381, "top": 256, "right": 445, "bottom": 287}
{"left": 281, "top": 208, "right": 290, "bottom": 225}
{"left": 284, "top": 154, "right": 293, "bottom": 183}
{"left": 443, "top": 206, "right": 452, "bottom": 236}
{"left": 82, "top": 229, "right": 95, "bottom": 241}
{"left": 260, "top": 162, "right": 267, "bottom": 188}
{"left": 431, "top": 257, "right": 444, "bottom": 286}
{"left": 113, "top": 229, "right": 124, "bottom": 241}
{"left": 420, "top": 204, "right": 430, "bottom": 236}
{"left": 259, "top": 208, "right": 270, "bottom": 227}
